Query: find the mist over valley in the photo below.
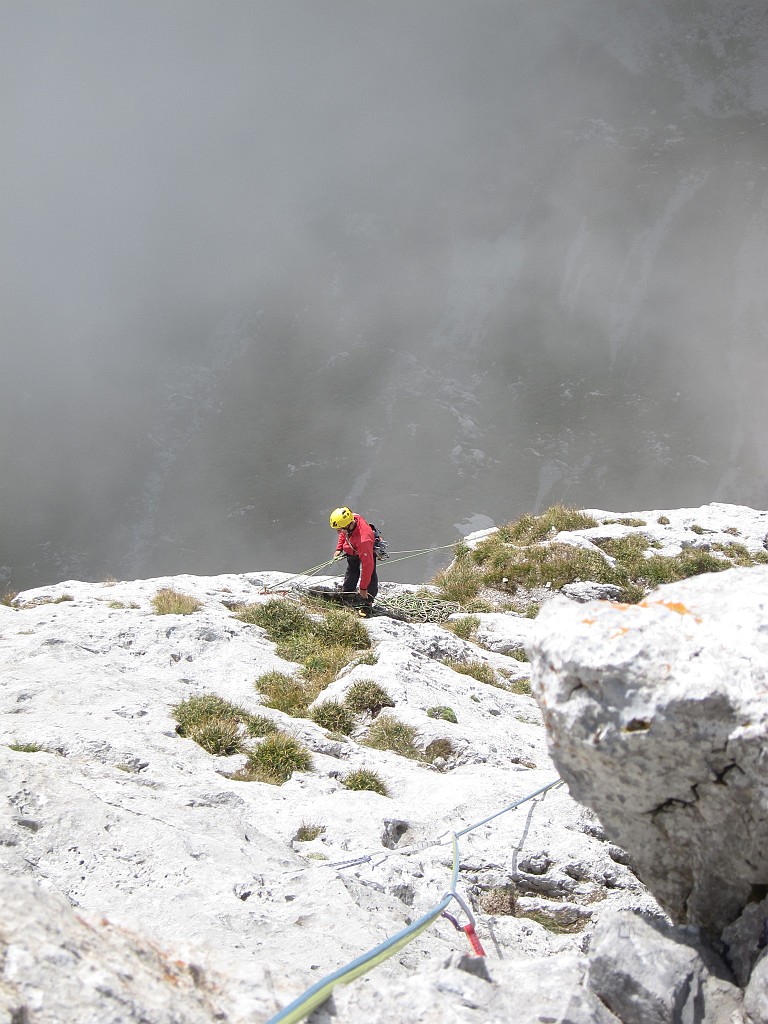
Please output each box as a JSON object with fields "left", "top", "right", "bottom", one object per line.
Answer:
{"left": 3, "top": 0, "right": 768, "bottom": 589}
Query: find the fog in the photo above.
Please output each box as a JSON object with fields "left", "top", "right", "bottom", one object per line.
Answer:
{"left": 3, "top": 0, "right": 768, "bottom": 590}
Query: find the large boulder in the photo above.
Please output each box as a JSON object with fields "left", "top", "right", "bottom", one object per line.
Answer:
{"left": 586, "top": 911, "right": 744, "bottom": 1024}
{"left": 528, "top": 566, "right": 768, "bottom": 939}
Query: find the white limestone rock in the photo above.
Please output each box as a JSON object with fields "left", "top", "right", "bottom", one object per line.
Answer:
{"left": 528, "top": 565, "right": 768, "bottom": 937}
{"left": 0, "top": 569, "right": 657, "bottom": 1023}
{"left": 0, "top": 874, "right": 280, "bottom": 1023}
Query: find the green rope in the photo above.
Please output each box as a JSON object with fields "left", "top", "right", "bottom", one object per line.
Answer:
{"left": 373, "top": 592, "right": 460, "bottom": 623}
{"left": 261, "top": 559, "right": 336, "bottom": 593}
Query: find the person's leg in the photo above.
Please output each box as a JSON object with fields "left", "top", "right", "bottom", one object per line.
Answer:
{"left": 366, "top": 558, "right": 379, "bottom": 607}
{"left": 343, "top": 556, "right": 361, "bottom": 603}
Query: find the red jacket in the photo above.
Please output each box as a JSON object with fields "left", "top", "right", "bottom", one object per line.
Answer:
{"left": 335, "top": 514, "right": 376, "bottom": 590}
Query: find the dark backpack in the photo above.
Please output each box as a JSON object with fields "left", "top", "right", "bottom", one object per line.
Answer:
{"left": 369, "top": 524, "right": 389, "bottom": 559}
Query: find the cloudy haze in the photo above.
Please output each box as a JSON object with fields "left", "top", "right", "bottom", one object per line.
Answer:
{"left": 3, "top": 1, "right": 768, "bottom": 590}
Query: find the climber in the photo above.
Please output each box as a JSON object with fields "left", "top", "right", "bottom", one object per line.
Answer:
{"left": 329, "top": 506, "right": 379, "bottom": 617}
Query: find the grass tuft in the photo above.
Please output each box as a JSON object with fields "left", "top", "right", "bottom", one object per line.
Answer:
{"left": 152, "top": 589, "right": 202, "bottom": 615}
{"left": 172, "top": 693, "right": 274, "bottom": 752}
{"left": 239, "top": 733, "right": 312, "bottom": 784}
{"left": 186, "top": 717, "right": 242, "bottom": 756}
{"left": 507, "top": 679, "right": 532, "bottom": 696}
{"left": 344, "top": 679, "right": 395, "bottom": 716}
{"left": 255, "top": 670, "right": 313, "bottom": 717}
{"left": 432, "top": 548, "right": 482, "bottom": 604}
{"left": 364, "top": 715, "right": 421, "bottom": 759}
{"left": 498, "top": 506, "right": 599, "bottom": 545}
{"left": 443, "top": 657, "right": 498, "bottom": 686}
{"left": 445, "top": 615, "right": 480, "bottom": 640}
{"left": 341, "top": 768, "right": 389, "bottom": 796}
{"left": 310, "top": 700, "right": 354, "bottom": 735}
{"left": 508, "top": 649, "right": 529, "bottom": 663}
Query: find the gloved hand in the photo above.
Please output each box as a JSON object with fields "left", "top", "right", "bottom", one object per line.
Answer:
{"left": 333, "top": 551, "right": 344, "bottom": 561}
{"left": 359, "top": 589, "right": 368, "bottom": 599}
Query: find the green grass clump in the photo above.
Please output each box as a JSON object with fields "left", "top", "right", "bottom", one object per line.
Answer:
{"left": 315, "top": 610, "right": 370, "bottom": 649}
{"left": 151, "top": 588, "right": 202, "bottom": 615}
{"left": 344, "top": 679, "right": 395, "bottom": 716}
{"left": 174, "top": 693, "right": 246, "bottom": 734}
{"left": 473, "top": 537, "right": 616, "bottom": 592}
{"left": 173, "top": 693, "right": 274, "bottom": 754}
{"left": 443, "top": 658, "right": 498, "bottom": 686}
{"left": 301, "top": 645, "right": 358, "bottom": 688}
{"left": 8, "top": 741, "right": 46, "bottom": 753}
{"left": 1, "top": 590, "right": 18, "bottom": 607}
{"left": 236, "top": 599, "right": 370, "bottom": 687}
{"left": 635, "top": 548, "right": 730, "bottom": 588}
{"left": 341, "top": 768, "right": 389, "bottom": 796}
{"left": 432, "top": 548, "right": 482, "bottom": 604}
{"left": 364, "top": 715, "right": 420, "bottom": 759}
{"left": 426, "top": 706, "right": 458, "bottom": 724}
{"left": 497, "top": 505, "right": 599, "bottom": 545}
{"left": 311, "top": 700, "right": 354, "bottom": 735}
{"left": 244, "top": 714, "right": 280, "bottom": 738}
{"left": 240, "top": 733, "right": 312, "bottom": 784}
{"left": 445, "top": 615, "right": 480, "bottom": 640}
{"left": 186, "top": 717, "right": 241, "bottom": 756}
{"left": 711, "top": 542, "right": 768, "bottom": 567}
{"left": 255, "top": 670, "right": 313, "bottom": 717}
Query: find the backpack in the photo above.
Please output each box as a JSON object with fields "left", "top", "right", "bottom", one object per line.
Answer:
{"left": 369, "top": 524, "right": 389, "bottom": 559}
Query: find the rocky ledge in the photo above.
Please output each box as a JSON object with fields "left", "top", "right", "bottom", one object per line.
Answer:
{"left": 1, "top": 502, "right": 767, "bottom": 1022}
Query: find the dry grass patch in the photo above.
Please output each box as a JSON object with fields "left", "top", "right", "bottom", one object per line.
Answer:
{"left": 152, "top": 588, "right": 202, "bottom": 615}
{"left": 443, "top": 657, "right": 498, "bottom": 686}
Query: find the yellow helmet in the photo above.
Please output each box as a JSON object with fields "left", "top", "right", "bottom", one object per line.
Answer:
{"left": 330, "top": 506, "right": 354, "bottom": 530}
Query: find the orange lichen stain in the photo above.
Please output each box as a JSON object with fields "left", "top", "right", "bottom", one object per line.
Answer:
{"left": 609, "top": 627, "right": 630, "bottom": 640}
{"left": 608, "top": 602, "right": 632, "bottom": 611}
{"left": 639, "top": 599, "right": 702, "bottom": 622}
{"left": 582, "top": 618, "right": 596, "bottom": 625}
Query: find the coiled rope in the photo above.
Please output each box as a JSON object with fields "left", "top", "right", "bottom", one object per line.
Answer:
{"left": 265, "top": 778, "right": 562, "bottom": 1024}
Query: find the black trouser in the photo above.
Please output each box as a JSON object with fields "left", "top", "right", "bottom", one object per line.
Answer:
{"left": 343, "top": 556, "right": 378, "bottom": 606}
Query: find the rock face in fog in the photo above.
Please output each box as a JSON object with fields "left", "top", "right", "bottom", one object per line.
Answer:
{"left": 529, "top": 565, "right": 768, "bottom": 999}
